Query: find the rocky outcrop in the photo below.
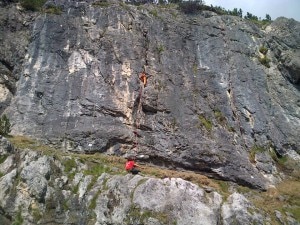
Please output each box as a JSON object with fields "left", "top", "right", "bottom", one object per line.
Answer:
{"left": 1, "top": 1, "right": 300, "bottom": 189}
{"left": 0, "top": 137, "right": 278, "bottom": 225}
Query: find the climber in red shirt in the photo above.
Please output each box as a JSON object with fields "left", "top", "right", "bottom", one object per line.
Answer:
{"left": 125, "top": 157, "right": 141, "bottom": 175}
{"left": 139, "top": 72, "right": 147, "bottom": 87}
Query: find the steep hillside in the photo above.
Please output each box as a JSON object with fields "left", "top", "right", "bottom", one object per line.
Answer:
{"left": 0, "top": 0, "right": 300, "bottom": 190}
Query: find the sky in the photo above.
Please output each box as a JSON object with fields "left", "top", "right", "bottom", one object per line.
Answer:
{"left": 204, "top": 0, "right": 300, "bottom": 22}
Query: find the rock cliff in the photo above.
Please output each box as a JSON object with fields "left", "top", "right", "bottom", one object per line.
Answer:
{"left": 1, "top": 0, "right": 300, "bottom": 190}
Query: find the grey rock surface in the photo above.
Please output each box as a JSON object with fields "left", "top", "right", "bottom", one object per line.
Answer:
{"left": 1, "top": 1, "right": 299, "bottom": 190}
{"left": 221, "top": 192, "right": 264, "bottom": 225}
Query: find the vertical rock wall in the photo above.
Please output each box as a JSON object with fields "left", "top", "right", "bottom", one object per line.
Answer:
{"left": 1, "top": 1, "right": 300, "bottom": 188}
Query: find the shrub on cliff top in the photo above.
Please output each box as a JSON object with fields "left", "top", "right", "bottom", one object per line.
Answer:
{"left": 20, "top": 0, "right": 46, "bottom": 11}
{"left": 178, "top": 0, "right": 204, "bottom": 14}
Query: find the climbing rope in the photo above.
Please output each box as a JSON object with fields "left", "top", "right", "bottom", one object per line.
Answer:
{"left": 221, "top": 18, "right": 247, "bottom": 149}
{"left": 132, "top": 72, "right": 147, "bottom": 156}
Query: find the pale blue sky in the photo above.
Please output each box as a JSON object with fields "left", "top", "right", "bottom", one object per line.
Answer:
{"left": 204, "top": 0, "right": 300, "bottom": 22}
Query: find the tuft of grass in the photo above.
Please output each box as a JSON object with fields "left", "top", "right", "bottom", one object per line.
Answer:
{"left": 84, "top": 163, "right": 110, "bottom": 177}
{"left": 119, "top": 2, "right": 131, "bottom": 11}
{"left": 249, "top": 145, "right": 266, "bottom": 163}
{"left": 157, "top": 44, "right": 164, "bottom": 54}
{"left": 214, "top": 110, "right": 227, "bottom": 127}
{"left": 214, "top": 180, "right": 231, "bottom": 199}
{"left": 92, "top": 0, "right": 110, "bottom": 7}
{"left": 0, "top": 155, "right": 8, "bottom": 164}
{"left": 149, "top": 9, "right": 158, "bottom": 17}
{"left": 126, "top": 205, "right": 169, "bottom": 224}
{"left": 258, "top": 46, "right": 270, "bottom": 68}
{"left": 89, "top": 190, "right": 101, "bottom": 210}
{"left": 63, "top": 158, "right": 76, "bottom": 173}
{"left": 62, "top": 158, "right": 77, "bottom": 180}
{"left": 43, "top": 5, "right": 62, "bottom": 15}
{"left": 259, "top": 46, "right": 268, "bottom": 55}
{"left": 12, "top": 208, "right": 23, "bottom": 225}
{"left": 198, "top": 115, "right": 213, "bottom": 131}
{"left": 31, "top": 207, "right": 42, "bottom": 222}
{"left": 258, "top": 55, "right": 271, "bottom": 68}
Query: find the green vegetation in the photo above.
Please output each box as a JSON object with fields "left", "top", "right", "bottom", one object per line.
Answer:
{"left": 177, "top": 0, "right": 204, "bottom": 14}
{"left": 20, "top": 0, "right": 46, "bottom": 11}
{"left": 198, "top": 115, "right": 213, "bottom": 131}
{"left": 8, "top": 136, "right": 58, "bottom": 154}
{"left": 89, "top": 190, "right": 101, "bottom": 210}
{"left": 157, "top": 44, "right": 164, "bottom": 54}
{"left": 0, "top": 155, "right": 8, "bottom": 177}
{"left": 149, "top": 9, "right": 159, "bottom": 17}
{"left": 12, "top": 209, "right": 24, "bottom": 225}
{"left": 258, "top": 55, "right": 271, "bottom": 68}
{"left": 258, "top": 46, "right": 270, "bottom": 68}
{"left": 43, "top": 4, "right": 62, "bottom": 15}
{"left": 31, "top": 206, "right": 42, "bottom": 222}
{"left": 0, "top": 154, "right": 8, "bottom": 164}
{"left": 213, "top": 109, "right": 235, "bottom": 132}
{"left": 62, "top": 199, "right": 69, "bottom": 210}
{"left": 259, "top": 46, "right": 268, "bottom": 55}
{"left": 126, "top": 205, "right": 170, "bottom": 224}
{"left": 92, "top": 0, "right": 110, "bottom": 7}
{"left": 0, "top": 114, "right": 11, "bottom": 136}
{"left": 214, "top": 110, "right": 226, "bottom": 126}
{"left": 252, "top": 180, "right": 300, "bottom": 224}
{"left": 62, "top": 158, "right": 77, "bottom": 180}
{"left": 249, "top": 145, "right": 266, "bottom": 163}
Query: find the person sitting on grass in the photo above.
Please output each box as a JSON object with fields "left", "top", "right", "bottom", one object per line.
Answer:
{"left": 125, "top": 157, "right": 141, "bottom": 175}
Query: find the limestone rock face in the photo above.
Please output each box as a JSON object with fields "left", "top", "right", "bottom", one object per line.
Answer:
{"left": 1, "top": 1, "right": 300, "bottom": 189}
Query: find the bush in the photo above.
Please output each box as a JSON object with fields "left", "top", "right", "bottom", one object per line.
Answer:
{"left": 43, "top": 4, "right": 62, "bottom": 15}
{"left": 259, "top": 46, "right": 268, "bottom": 55}
{"left": 178, "top": 0, "right": 204, "bottom": 14}
{"left": 0, "top": 114, "right": 11, "bottom": 136}
{"left": 258, "top": 55, "right": 271, "bottom": 68}
{"left": 20, "top": 0, "right": 46, "bottom": 11}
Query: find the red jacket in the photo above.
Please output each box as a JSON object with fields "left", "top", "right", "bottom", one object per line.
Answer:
{"left": 125, "top": 160, "right": 135, "bottom": 170}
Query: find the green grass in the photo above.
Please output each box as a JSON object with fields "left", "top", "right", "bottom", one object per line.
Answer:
{"left": 259, "top": 46, "right": 268, "bottom": 55}
{"left": 31, "top": 207, "right": 42, "bottom": 222}
{"left": 252, "top": 180, "right": 300, "bottom": 224}
{"left": 89, "top": 190, "right": 101, "bottom": 210}
{"left": 12, "top": 209, "right": 23, "bottom": 225}
{"left": 198, "top": 115, "right": 213, "bottom": 131}
{"left": 149, "top": 9, "right": 159, "bottom": 17}
{"left": 43, "top": 5, "right": 62, "bottom": 15}
{"left": 92, "top": 1, "right": 111, "bottom": 7}
{"left": 157, "top": 44, "right": 164, "bottom": 54}
{"left": 249, "top": 145, "right": 266, "bottom": 163}
{"left": 258, "top": 55, "right": 271, "bottom": 68}
{"left": 8, "top": 136, "right": 59, "bottom": 155}
{"left": 126, "top": 205, "right": 169, "bottom": 224}
{"left": 0, "top": 155, "right": 8, "bottom": 164}
{"left": 214, "top": 110, "right": 227, "bottom": 126}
